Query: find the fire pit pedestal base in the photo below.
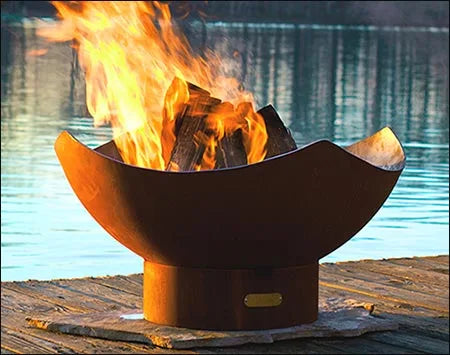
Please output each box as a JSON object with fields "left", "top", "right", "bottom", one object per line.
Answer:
{"left": 143, "top": 261, "right": 319, "bottom": 330}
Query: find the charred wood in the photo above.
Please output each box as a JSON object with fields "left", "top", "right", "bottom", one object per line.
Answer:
{"left": 257, "top": 105, "right": 297, "bottom": 159}
{"left": 215, "top": 129, "right": 247, "bottom": 169}
{"left": 165, "top": 82, "right": 221, "bottom": 171}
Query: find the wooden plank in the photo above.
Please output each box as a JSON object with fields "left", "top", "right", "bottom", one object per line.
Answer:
{"left": 342, "top": 259, "right": 449, "bottom": 291}
{"left": 1, "top": 286, "right": 77, "bottom": 314}
{"left": 221, "top": 338, "right": 348, "bottom": 354}
{"left": 15, "top": 277, "right": 141, "bottom": 311}
{"left": 374, "top": 316, "right": 448, "bottom": 343}
{"left": 319, "top": 282, "right": 446, "bottom": 319}
{"left": 319, "top": 278, "right": 448, "bottom": 314}
{"left": 366, "top": 330, "right": 450, "bottom": 354}
{"left": 2, "top": 282, "right": 117, "bottom": 313}
{"left": 388, "top": 256, "right": 449, "bottom": 275}
{"left": 319, "top": 263, "right": 449, "bottom": 313}
{"left": 312, "top": 336, "right": 420, "bottom": 354}
{"left": 1, "top": 329, "right": 60, "bottom": 354}
{"left": 2, "top": 327, "right": 76, "bottom": 354}
{"left": 124, "top": 273, "right": 143, "bottom": 286}
{"left": 281, "top": 339, "right": 348, "bottom": 354}
{"left": 422, "top": 255, "right": 449, "bottom": 265}
{"left": 51, "top": 278, "right": 141, "bottom": 309}
{"left": 330, "top": 260, "right": 449, "bottom": 300}
{"left": 89, "top": 276, "right": 141, "bottom": 296}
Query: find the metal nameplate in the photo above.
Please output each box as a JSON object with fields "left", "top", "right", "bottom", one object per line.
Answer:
{"left": 244, "top": 293, "right": 283, "bottom": 308}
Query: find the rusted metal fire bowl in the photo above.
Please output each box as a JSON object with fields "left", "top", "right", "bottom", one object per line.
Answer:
{"left": 55, "top": 126, "right": 405, "bottom": 330}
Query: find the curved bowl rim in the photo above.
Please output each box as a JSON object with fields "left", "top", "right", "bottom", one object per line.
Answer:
{"left": 59, "top": 125, "right": 406, "bottom": 174}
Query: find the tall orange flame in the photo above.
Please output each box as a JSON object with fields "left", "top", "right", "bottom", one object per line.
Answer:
{"left": 38, "top": 1, "right": 267, "bottom": 170}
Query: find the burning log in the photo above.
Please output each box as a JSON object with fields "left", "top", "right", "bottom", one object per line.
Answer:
{"left": 165, "top": 80, "right": 221, "bottom": 172}
{"left": 215, "top": 129, "right": 246, "bottom": 169}
{"left": 174, "top": 82, "right": 218, "bottom": 137}
{"left": 162, "top": 79, "right": 296, "bottom": 172}
{"left": 214, "top": 103, "right": 297, "bottom": 168}
{"left": 213, "top": 102, "right": 247, "bottom": 169}
{"left": 258, "top": 105, "right": 297, "bottom": 159}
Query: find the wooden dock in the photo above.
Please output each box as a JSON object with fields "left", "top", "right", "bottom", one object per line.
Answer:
{"left": 1, "top": 255, "right": 449, "bottom": 354}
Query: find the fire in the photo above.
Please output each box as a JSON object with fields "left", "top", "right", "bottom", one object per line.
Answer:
{"left": 38, "top": 1, "right": 267, "bottom": 170}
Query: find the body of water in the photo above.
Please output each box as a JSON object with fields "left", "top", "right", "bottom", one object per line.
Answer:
{"left": 1, "top": 19, "right": 448, "bottom": 281}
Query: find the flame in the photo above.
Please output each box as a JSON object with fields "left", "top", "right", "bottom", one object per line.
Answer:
{"left": 39, "top": 1, "right": 267, "bottom": 170}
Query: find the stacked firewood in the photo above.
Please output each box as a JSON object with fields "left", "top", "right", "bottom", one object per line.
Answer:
{"left": 163, "top": 78, "right": 297, "bottom": 171}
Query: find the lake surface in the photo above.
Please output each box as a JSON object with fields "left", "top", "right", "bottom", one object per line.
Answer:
{"left": 1, "top": 19, "right": 449, "bottom": 281}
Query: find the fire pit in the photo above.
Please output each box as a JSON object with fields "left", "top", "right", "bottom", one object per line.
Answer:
{"left": 55, "top": 124, "right": 405, "bottom": 330}
{"left": 42, "top": 0, "right": 405, "bottom": 332}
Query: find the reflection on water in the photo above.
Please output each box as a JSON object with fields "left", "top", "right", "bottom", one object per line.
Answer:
{"left": 1, "top": 20, "right": 448, "bottom": 281}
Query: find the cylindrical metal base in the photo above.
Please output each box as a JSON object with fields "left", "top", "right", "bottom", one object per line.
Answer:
{"left": 143, "top": 261, "right": 318, "bottom": 330}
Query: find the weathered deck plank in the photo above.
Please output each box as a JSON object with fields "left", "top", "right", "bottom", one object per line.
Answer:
{"left": 319, "top": 263, "right": 448, "bottom": 312}
{"left": 387, "top": 255, "right": 449, "bottom": 275}
{"left": 339, "top": 259, "right": 448, "bottom": 290}
{"left": 367, "top": 330, "right": 450, "bottom": 354}
{"left": 421, "top": 255, "right": 449, "bottom": 265}
{"left": 1, "top": 256, "right": 448, "bottom": 354}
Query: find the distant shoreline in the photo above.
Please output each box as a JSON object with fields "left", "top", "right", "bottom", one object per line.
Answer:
{"left": 1, "top": 1, "right": 449, "bottom": 28}
{"left": 2, "top": 15, "right": 449, "bottom": 35}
